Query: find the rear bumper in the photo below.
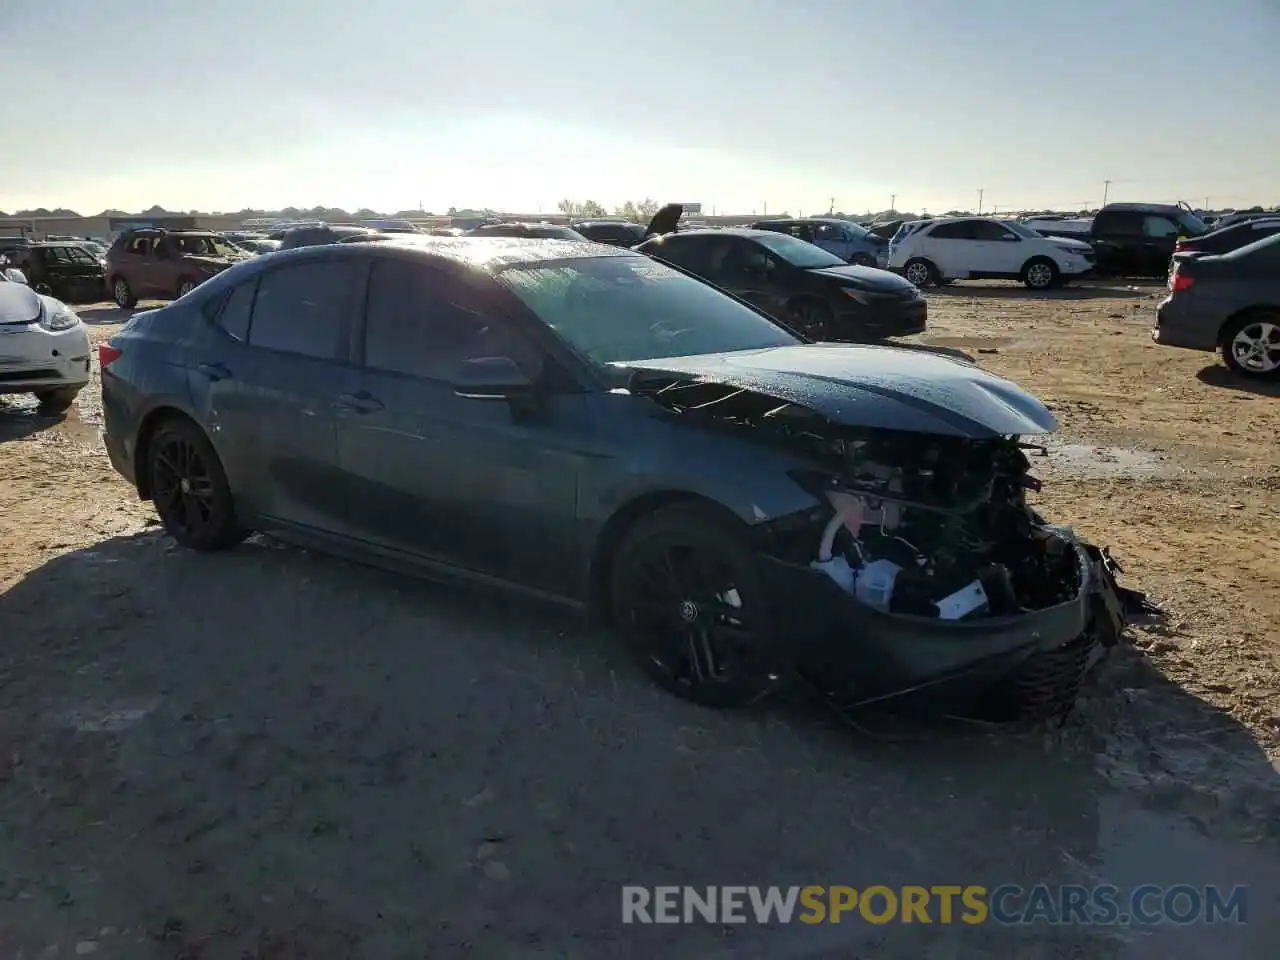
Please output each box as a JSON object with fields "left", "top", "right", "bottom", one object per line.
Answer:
{"left": 1152, "top": 296, "right": 1218, "bottom": 351}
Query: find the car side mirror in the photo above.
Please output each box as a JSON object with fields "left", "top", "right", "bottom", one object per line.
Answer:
{"left": 451, "top": 355, "right": 534, "bottom": 399}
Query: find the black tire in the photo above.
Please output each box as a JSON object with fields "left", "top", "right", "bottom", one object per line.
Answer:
{"left": 783, "top": 297, "right": 835, "bottom": 340}
{"left": 111, "top": 276, "right": 137, "bottom": 309}
{"left": 34, "top": 385, "right": 81, "bottom": 413}
{"left": 146, "top": 417, "right": 248, "bottom": 551}
{"left": 34, "top": 281, "right": 53, "bottom": 296}
{"left": 1220, "top": 311, "right": 1280, "bottom": 379}
{"left": 175, "top": 277, "right": 197, "bottom": 298}
{"left": 1022, "top": 257, "right": 1059, "bottom": 290}
{"left": 850, "top": 252, "right": 874, "bottom": 267}
{"left": 903, "top": 258, "right": 938, "bottom": 287}
{"left": 609, "top": 503, "right": 780, "bottom": 708}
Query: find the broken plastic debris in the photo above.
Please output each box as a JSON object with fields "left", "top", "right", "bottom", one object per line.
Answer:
{"left": 935, "top": 579, "right": 990, "bottom": 620}
{"left": 811, "top": 555, "right": 856, "bottom": 593}
{"left": 854, "top": 558, "right": 902, "bottom": 612}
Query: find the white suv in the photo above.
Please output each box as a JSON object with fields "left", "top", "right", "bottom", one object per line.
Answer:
{"left": 887, "top": 217, "right": 1095, "bottom": 289}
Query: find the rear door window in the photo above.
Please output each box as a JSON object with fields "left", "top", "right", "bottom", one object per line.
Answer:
{"left": 1143, "top": 216, "right": 1181, "bottom": 239}
{"left": 927, "top": 220, "right": 975, "bottom": 240}
{"left": 1095, "top": 212, "right": 1144, "bottom": 236}
{"left": 247, "top": 258, "right": 360, "bottom": 360}
{"left": 211, "top": 279, "right": 257, "bottom": 341}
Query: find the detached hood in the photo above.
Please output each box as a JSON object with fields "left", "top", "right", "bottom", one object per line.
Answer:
{"left": 806, "top": 264, "right": 919, "bottom": 294}
{"left": 645, "top": 203, "right": 683, "bottom": 237}
{"left": 625, "top": 343, "right": 1059, "bottom": 438}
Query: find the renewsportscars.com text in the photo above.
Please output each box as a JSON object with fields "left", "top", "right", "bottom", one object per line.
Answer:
{"left": 621, "top": 884, "right": 1249, "bottom": 926}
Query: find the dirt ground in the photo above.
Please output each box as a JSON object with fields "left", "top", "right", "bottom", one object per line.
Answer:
{"left": 0, "top": 285, "right": 1277, "bottom": 959}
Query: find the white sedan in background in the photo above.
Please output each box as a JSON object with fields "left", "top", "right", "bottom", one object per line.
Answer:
{"left": 888, "top": 216, "right": 1096, "bottom": 289}
{"left": 0, "top": 270, "right": 90, "bottom": 413}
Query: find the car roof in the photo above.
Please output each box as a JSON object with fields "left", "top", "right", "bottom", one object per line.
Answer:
{"left": 647, "top": 227, "right": 775, "bottom": 240}
{"left": 1102, "top": 202, "right": 1187, "bottom": 214}
{"left": 262, "top": 234, "right": 637, "bottom": 270}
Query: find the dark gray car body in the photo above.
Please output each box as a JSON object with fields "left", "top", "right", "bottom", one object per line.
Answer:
{"left": 100, "top": 237, "right": 1133, "bottom": 716}
{"left": 1154, "top": 233, "right": 1280, "bottom": 357}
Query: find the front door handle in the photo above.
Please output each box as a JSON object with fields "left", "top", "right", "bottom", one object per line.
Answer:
{"left": 334, "top": 391, "right": 385, "bottom": 414}
{"left": 196, "top": 361, "right": 232, "bottom": 381}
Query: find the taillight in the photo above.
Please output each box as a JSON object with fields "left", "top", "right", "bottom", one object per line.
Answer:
{"left": 1174, "top": 240, "right": 1189, "bottom": 253}
{"left": 98, "top": 343, "right": 122, "bottom": 369}
{"left": 1170, "top": 271, "right": 1195, "bottom": 293}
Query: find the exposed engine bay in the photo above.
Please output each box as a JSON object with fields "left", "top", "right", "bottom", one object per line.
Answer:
{"left": 634, "top": 374, "right": 1156, "bottom": 721}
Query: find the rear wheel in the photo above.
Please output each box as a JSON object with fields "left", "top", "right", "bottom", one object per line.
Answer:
{"left": 783, "top": 298, "right": 834, "bottom": 340}
{"left": 147, "top": 417, "right": 248, "bottom": 550}
{"left": 903, "top": 258, "right": 937, "bottom": 287}
{"left": 112, "top": 277, "right": 137, "bottom": 309}
{"left": 609, "top": 504, "right": 779, "bottom": 708}
{"left": 34, "top": 385, "right": 81, "bottom": 413}
{"left": 1221, "top": 312, "right": 1280, "bottom": 378}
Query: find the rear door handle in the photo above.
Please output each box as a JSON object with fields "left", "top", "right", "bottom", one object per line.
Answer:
{"left": 334, "top": 391, "right": 385, "bottom": 414}
{"left": 196, "top": 361, "right": 232, "bottom": 381}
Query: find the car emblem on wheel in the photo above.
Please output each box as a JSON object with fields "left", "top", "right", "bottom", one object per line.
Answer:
{"left": 678, "top": 600, "right": 699, "bottom": 623}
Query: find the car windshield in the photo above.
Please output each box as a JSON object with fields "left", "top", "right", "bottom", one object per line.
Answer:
{"left": 1003, "top": 221, "right": 1043, "bottom": 239}
{"left": 175, "top": 235, "right": 240, "bottom": 257}
{"left": 750, "top": 232, "right": 847, "bottom": 269}
{"left": 832, "top": 221, "right": 874, "bottom": 241}
{"left": 495, "top": 254, "right": 799, "bottom": 366}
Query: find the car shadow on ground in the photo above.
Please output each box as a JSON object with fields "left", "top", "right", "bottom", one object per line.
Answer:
{"left": 928, "top": 282, "right": 1159, "bottom": 301}
{"left": 0, "top": 397, "right": 63, "bottom": 442}
{"left": 1, "top": 531, "right": 1277, "bottom": 958}
{"left": 1196, "top": 363, "right": 1280, "bottom": 397}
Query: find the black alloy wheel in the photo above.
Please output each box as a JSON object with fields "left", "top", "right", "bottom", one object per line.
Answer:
{"left": 610, "top": 504, "right": 778, "bottom": 708}
{"left": 148, "top": 418, "right": 248, "bottom": 550}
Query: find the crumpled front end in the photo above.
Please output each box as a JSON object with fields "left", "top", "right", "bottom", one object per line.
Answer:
{"left": 750, "top": 431, "right": 1148, "bottom": 721}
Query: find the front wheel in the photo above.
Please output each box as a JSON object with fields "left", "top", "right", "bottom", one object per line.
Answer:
{"left": 1022, "top": 258, "right": 1059, "bottom": 290}
{"left": 903, "top": 258, "right": 937, "bottom": 287}
{"left": 176, "top": 277, "right": 197, "bottom": 298}
{"left": 609, "top": 504, "right": 779, "bottom": 708}
{"left": 850, "top": 252, "right": 875, "bottom": 267}
{"left": 112, "top": 277, "right": 137, "bottom": 309}
{"left": 34, "top": 385, "right": 81, "bottom": 413}
{"left": 147, "top": 417, "right": 249, "bottom": 550}
{"left": 1221, "top": 312, "right": 1280, "bottom": 378}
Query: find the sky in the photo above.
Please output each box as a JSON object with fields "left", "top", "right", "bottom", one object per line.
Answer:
{"left": 2, "top": 0, "right": 1277, "bottom": 216}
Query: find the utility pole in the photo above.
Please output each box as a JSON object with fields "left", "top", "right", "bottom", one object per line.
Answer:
{"left": 977, "top": 188, "right": 984, "bottom": 215}
{"left": 1103, "top": 180, "right": 1112, "bottom": 206}
{"left": 763, "top": 201, "right": 767, "bottom": 216}
{"left": 828, "top": 196, "right": 836, "bottom": 215}
{"left": 889, "top": 193, "right": 896, "bottom": 212}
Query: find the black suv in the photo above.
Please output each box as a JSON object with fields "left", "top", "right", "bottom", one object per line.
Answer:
{"left": 15, "top": 242, "right": 107, "bottom": 302}
{"left": 635, "top": 228, "right": 925, "bottom": 341}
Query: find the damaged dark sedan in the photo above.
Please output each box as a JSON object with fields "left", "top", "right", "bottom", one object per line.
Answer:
{"left": 100, "top": 236, "right": 1146, "bottom": 723}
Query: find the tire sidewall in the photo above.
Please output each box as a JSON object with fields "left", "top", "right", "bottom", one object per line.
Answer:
{"left": 904, "top": 259, "right": 935, "bottom": 287}
{"left": 112, "top": 277, "right": 133, "bottom": 308}
{"left": 785, "top": 298, "right": 834, "bottom": 340}
{"left": 1023, "top": 258, "right": 1058, "bottom": 290}
{"left": 148, "top": 419, "right": 245, "bottom": 549}
{"left": 1221, "top": 313, "right": 1280, "bottom": 379}
{"left": 609, "top": 505, "right": 779, "bottom": 708}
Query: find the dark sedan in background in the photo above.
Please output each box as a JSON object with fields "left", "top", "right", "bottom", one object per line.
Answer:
{"left": 467, "top": 222, "right": 587, "bottom": 241}
{"left": 1173, "top": 217, "right": 1280, "bottom": 258}
{"left": 1154, "top": 233, "right": 1280, "bottom": 378}
{"left": 635, "top": 228, "right": 925, "bottom": 340}
{"left": 99, "top": 235, "right": 1141, "bottom": 722}
{"left": 571, "top": 220, "right": 647, "bottom": 247}
{"left": 9, "top": 242, "right": 106, "bottom": 302}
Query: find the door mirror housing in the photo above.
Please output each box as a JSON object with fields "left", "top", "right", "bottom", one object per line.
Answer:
{"left": 451, "top": 355, "right": 534, "bottom": 399}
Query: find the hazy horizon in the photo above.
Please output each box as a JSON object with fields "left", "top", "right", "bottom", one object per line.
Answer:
{"left": 2, "top": 0, "right": 1277, "bottom": 216}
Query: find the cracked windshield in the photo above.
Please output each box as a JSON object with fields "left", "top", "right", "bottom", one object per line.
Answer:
{"left": 1, "top": 0, "right": 1276, "bottom": 957}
